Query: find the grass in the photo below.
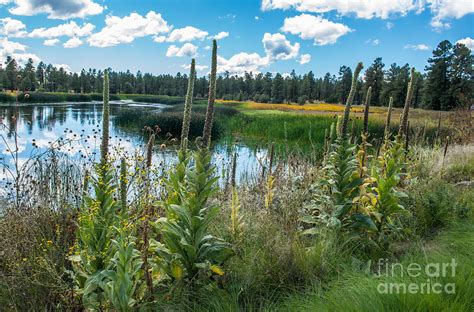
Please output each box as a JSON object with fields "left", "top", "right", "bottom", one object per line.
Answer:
{"left": 274, "top": 219, "right": 474, "bottom": 311}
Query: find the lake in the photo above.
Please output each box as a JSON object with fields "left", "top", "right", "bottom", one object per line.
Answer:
{"left": 0, "top": 101, "right": 268, "bottom": 197}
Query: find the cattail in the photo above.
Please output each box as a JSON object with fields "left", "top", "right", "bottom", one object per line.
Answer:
{"left": 398, "top": 67, "right": 416, "bottom": 138}
{"left": 100, "top": 69, "right": 110, "bottom": 166}
{"left": 342, "top": 62, "right": 363, "bottom": 137}
{"left": 180, "top": 59, "right": 196, "bottom": 151}
{"left": 120, "top": 158, "right": 127, "bottom": 212}
{"left": 362, "top": 86, "right": 372, "bottom": 135}
{"left": 384, "top": 97, "right": 393, "bottom": 136}
{"left": 202, "top": 40, "right": 218, "bottom": 148}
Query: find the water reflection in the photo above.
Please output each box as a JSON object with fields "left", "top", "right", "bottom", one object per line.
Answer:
{"left": 0, "top": 102, "right": 267, "bottom": 190}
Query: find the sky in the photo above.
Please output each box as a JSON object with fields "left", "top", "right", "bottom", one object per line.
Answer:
{"left": 0, "top": 0, "right": 472, "bottom": 77}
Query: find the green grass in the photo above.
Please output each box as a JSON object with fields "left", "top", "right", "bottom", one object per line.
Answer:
{"left": 273, "top": 219, "right": 474, "bottom": 311}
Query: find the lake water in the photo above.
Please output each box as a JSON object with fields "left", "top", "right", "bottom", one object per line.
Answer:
{"left": 0, "top": 101, "right": 268, "bottom": 195}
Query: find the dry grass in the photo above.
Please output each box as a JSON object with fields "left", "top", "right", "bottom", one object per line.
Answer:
{"left": 217, "top": 100, "right": 451, "bottom": 128}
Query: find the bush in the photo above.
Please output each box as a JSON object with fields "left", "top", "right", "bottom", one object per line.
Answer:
{"left": 131, "top": 95, "right": 184, "bottom": 105}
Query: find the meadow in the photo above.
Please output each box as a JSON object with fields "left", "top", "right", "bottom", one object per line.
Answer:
{"left": 0, "top": 47, "right": 473, "bottom": 312}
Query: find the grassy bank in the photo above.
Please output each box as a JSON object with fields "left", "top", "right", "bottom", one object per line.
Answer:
{"left": 0, "top": 91, "right": 184, "bottom": 105}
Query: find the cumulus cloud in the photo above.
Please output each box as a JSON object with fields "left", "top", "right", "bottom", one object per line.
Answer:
{"left": 404, "top": 43, "right": 430, "bottom": 50}
{"left": 299, "top": 53, "right": 311, "bottom": 64}
{"left": 153, "top": 35, "right": 166, "bottom": 43}
{"left": 181, "top": 63, "right": 208, "bottom": 71}
{"left": 43, "top": 38, "right": 59, "bottom": 46}
{"left": 7, "top": 0, "right": 104, "bottom": 19}
{"left": 0, "top": 17, "right": 27, "bottom": 37}
{"left": 262, "top": 0, "right": 473, "bottom": 30}
{"left": 281, "top": 14, "right": 351, "bottom": 45}
{"left": 166, "top": 43, "right": 198, "bottom": 57}
{"left": 217, "top": 52, "right": 269, "bottom": 75}
{"left": 262, "top": 32, "right": 299, "bottom": 60}
{"left": 428, "top": 0, "right": 474, "bottom": 29}
{"left": 63, "top": 37, "right": 82, "bottom": 48}
{"left": 166, "top": 26, "right": 208, "bottom": 42}
{"left": 0, "top": 37, "right": 40, "bottom": 64}
{"left": 88, "top": 11, "right": 170, "bottom": 47}
{"left": 213, "top": 31, "right": 229, "bottom": 40}
{"left": 29, "top": 21, "right": 94, "bottom": 38}
{"left": 261, "top": 0, "right": 422, "bottom": 19}
{"left": 457, "top": 37, "right": 474, "bottom": 50}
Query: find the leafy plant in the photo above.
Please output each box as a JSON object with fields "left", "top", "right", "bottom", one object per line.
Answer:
{"left": 154, "top": 149, "right": 233, "bottom": 282}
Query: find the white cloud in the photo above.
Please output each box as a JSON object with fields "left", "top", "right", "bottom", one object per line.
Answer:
{"left": 153, "top": 35, "right": 166, "bottom": 43}
{"left": 404, "top": 43, "right": 430, "bottom": 50}
{"left": 262, "top": 32, "right": 299, "bottom": 60}
{"left": 217, "top": 52, "right": 269, "bottom": 75}
{"left": 166, "top": 26, "right": 208, "bottom": 42}
{"left": 457, "top": 37, "right": 474, "bottom": 50}
{"left": 0, "top": 17, "right": 27, "bottom": 37}
{"left": 29, "top": 21, "right": 94, "bottom": 38}
{"left": 88, "top": 11, "right": 170, "bottom": 47}
{"left": 428, "top": 0, "right": 474, "bottom": 29}
{"left": 63, "top": 37, "right": 82, "bottom": 48}
{"left": 386, "top": 22, "right": 394, "bottom": 29}
{"left": 43, "top": 38, "right": 60, "bottom": 46}
{"left": 204, "top": 45, "right": 211, "bottom": 50}
{"left": 53, "top": 63, "right": 71, "bottom": 72}
{"left": 366, "top": 38, "right": 380, "bottom": 45}
{"left": 8, "top": 0, "right": 104, "bottom": 19}
{"left": 166, "top": 43, "right": 198, "bottom": 57}
{"left": 262, "top": 0, "right": 473, "bottom": 30}
{"left": 181, "top": 63, "right": 208, "bottom": 71}
{"left": 213, "top": 31, "right": 229, "bottom": 40}
{"left": 281, "top": 14, "right": 351, "bottom": 45}
{"left": 0, "top": 37, "right": 40, "bottom": 64}
{"left": 255, "top": 16, "right": 260, "bottom": 20}
{"left": 261, "top": 0, "right": 423, "bottom": 19}
{"left": 299, "top": 53, "right": 311, "bottom": 64}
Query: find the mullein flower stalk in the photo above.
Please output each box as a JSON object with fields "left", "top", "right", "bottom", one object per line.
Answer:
{"left": 180, "top": 59, "right": 196, "bottom": 151}
{"left": 341, "top": 62, "right": 363, "bottom": 138}
{"left": 384, "top": 97, "right": 394, "bottom": 136}
{"left": 120, "top": 158, "right": 127, "bottom": 214}
{"left": 100, "top": 69, "right": 110, "bottom": 168}
{"left": 362, "top": 86, "right": 372, "bottom": 135}
{"left": 398, "top": 67, "right": 416, "bottom": 139}
{"left": 141, "top": 130, "right": 155, "bottom": 294}
{"left": 202, "top": 40, "right": 218, "bottom": 148}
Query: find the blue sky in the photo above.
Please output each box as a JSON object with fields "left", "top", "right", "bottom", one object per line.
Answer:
{"left": 0, "top": 0, "right": 472, "bottom": 76}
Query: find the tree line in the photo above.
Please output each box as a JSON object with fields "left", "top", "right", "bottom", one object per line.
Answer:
{"left": 0, "top": 39, "right": 471, "bottom": 111}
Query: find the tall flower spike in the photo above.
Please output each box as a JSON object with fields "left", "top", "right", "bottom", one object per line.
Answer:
{"left": 384, "top": 97, "right": 394, "bottom": 136}
{"left": 180, "top": 59, "right": 196, "bottom": 151}
{"left": 362, "top": 86, "right": 372, "bottom": 135}
{"left": 120, "top": 157, "right": 127, "bottom": 213}
{"left": 202, "top": 40, "right": 218, "bottom": 148}
{"left": 399, "top": 67, "right": 416, "bottom": 138}
{"left": 341, "top": 62, "right": 363, "bottom": 137}
{"left": 100, "top": 69, "right": 110, "bottom": 166}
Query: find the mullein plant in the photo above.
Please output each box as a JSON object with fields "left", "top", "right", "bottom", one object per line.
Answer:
{"left": 69, "top": 69, "right": 122, "bottom": 309}
{"left": 154, "top": 46, "right": 233, "bottom": 286}
{"left": 302, "top": 62, "right": 377, "bottom": 236}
